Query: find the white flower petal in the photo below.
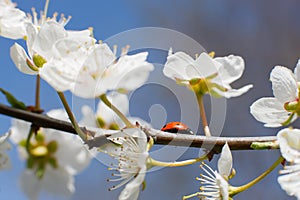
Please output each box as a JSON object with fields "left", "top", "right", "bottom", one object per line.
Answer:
{"left": 80, "top": 105, "right": 98, "bottom": 127}
{"left": 10, "top": 43, "right": 38, "bottom": 75}
{"left": 109, "top": 52, "right": 154, "bottom": 92}
{"left": 20, "top": 167, "right": 75, "bottom": 200}
{"left": 40, "top": 59, "right": 78, "bottom": 92}
{"left": 0, "top": 132, "right": 11, "bottom": 170}
{"left": 250, "top": 97, "right": 293, "bottom": 127}
{"left": 214, "top": 55, "right": 245, "bottom": 84}
{"left": 119, "top": 167, "right": 146, "bottom": 200}
{"left": 270, "top": 66, "right": 298, "bottom": 103}
{"left": 46, "top": 108, "right": 69, "bottom": 122}
{"left": 213, "top": 84, "right": 253, "bottom": 98}
{"left": 82, "top": 43, "right": 115, "bottom": 74}
{"left": 218, "top": 143, "right": 232, "bottom": 177}
{"left": 0, "top": 7, "right": 27, "bottom": 39}
{"left": 164, "top": 51, "right": 195, "bottom": 80}
{"left": 278, "top": 168, "right": 300, "bottom": 199}
{"left": 32, "top": 21, "right": 67, "bottom": 59}
{"left": 215, "top": 173, "right": 229, "bottom": 200}
{"left": 9, "top": 119, "right": 31, "bottom": 144}
{"left": 277, "top": 128, "right": 300, "bottom": 163}
{"left": 190, "top": 52, "right": 219, "bottom": 78}
{"left": 294, "top": 59, "right": 300, "bottom": 81}
{"left": 55, "top": 132, "right": 91, "bottom": 174}
{"left": 43, "top": 167, "right": 75, "bottom": 196}
{"left": 44, "top": 109, "right": 92, "bottom": 173}
{"left": 19, "top": 170, "right": 41, "bottom": 200}
{"left": 25, "top": 22, "right": 38, "bottom": 57}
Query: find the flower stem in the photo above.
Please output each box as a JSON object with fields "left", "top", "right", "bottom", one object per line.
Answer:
{"left": 26, "top": 126, "right": 35, "bottom": 154}
{"left": 197, "top": 95, "right": 211, "bottom": 136}
{"left": 229, "top": 156, "right": 284, "bottom": 196}
{"left": 99, "top": 94, "right": 134, "bottom": 128}
{"left": 57, "top": 92, "right": 86, "bottom": 140}
{"left": 148, "top": 155, "right": 207, "bottom": 168}
{"left": 35, "top": 75, "right": 40, "bottom": 110}
{"left": 43, "top": 0, "right": 50, "bottom": 17}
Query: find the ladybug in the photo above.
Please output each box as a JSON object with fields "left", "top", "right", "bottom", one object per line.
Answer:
{"left": 161, "top": 122, "right": 194, "bottom": 135}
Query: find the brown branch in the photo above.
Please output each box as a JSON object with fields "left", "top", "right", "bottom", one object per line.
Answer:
{"left": 0, "top": 103, "right": 278, "bottom": 152}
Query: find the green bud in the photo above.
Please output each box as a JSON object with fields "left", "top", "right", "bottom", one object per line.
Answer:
{"left": 96, "top": 116, "right": 106, "bottom": 128}
{"left": 35, "top": 131, "right": 45, "bottom": 143}
{"left": 108, "top": 122, "right": 120, "bottom": 130}
{"left": 47, "top": 141, "right": 58, "bottom": 153}
{"left": 32, "top": 53, "right": 47, "bottom": 68}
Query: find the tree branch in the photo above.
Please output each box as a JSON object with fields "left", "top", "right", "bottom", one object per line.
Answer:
{"left": 0, "top": 103, "right": 278, "bottom": 152}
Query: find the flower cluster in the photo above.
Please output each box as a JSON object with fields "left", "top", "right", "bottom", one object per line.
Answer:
{"left": 184, "top": 143, "right": 233, "bottom": 200}
{"left": 250, "top": 63, "right": 300, "bottom": 127}
{"left": 4, "top": 0, "right": 297, "bottom": 200}
{"left": 250, "top": 60, "right": 300, "bottom": 200}
{"left": 164, "top": 49, "right": 253, "bottom": 98}
{"left": 99, "top": 128, "right": 149, "bottom": 200}
{"left": 9, "top": 109, "right": 92, "bottom": 199}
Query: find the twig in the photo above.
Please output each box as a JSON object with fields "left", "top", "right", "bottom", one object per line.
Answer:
{"left": 0, "top": 103, "right": 278, "bottom": 152}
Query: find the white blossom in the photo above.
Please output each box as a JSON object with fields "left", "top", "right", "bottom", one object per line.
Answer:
{"left": 10, "top": 20, "right": 93, "bottom": 76}
{"left": 9, "top": 109, "right": 91, "bottom": 200}
{"left": 250, "top": 64, "right": 300, "bottom": 127}
{"left": 185, "top": 143, "right": 232, "bottom": 200}
{"left": 164, "top": 50, "right": 252, "bottom": 98}
{"left": 0, "top": 0, "right": 27, "bottom": 39}
{"left": 40, "top": 43, "right": 154, "bottom": 98}
{"left": 277, "top": 128, "right": 300, "bottom": 199}
{"left": 99, "top": 128, "right": 149, "bottom": 200}
{"left": 0, "top": 132, "right": 11, "bottom": 170}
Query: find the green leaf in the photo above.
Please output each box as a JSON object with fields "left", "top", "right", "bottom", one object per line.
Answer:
{"left": 0, "top": 88, "right": 26, "bottom": 109}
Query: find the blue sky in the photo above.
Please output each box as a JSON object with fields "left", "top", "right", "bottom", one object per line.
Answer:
{"left": 0, "top": 0, "right": 299, "bottom": 199}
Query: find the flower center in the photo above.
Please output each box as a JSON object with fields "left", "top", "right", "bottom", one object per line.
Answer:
{"left": 20, "top": 131, "right": 59, "bottom": 179}
{"left": 284, "top": 98, "right": 300, "bottom": 115}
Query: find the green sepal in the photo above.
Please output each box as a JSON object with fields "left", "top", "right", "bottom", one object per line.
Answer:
{"left": 0, "top": 88, "right": 26, "bottom": 110}
{"left": 48, "top": 157, "right": 58, "bottom": 169}
{"left": 47, "top": 141, "right": 58, "bottom": 153}
{"left": 26, "top": 156, "right": 35, "bottom": 169}
{"left": 36, "top": 165, "right": 45, "bottom": 179}
{"left": 19, "top": 139, "right": 27, "bottom": 148}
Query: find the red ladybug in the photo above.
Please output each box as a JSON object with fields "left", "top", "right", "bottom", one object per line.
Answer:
{"left": 161, "top": 122, "right": 194, "bottom": 135}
